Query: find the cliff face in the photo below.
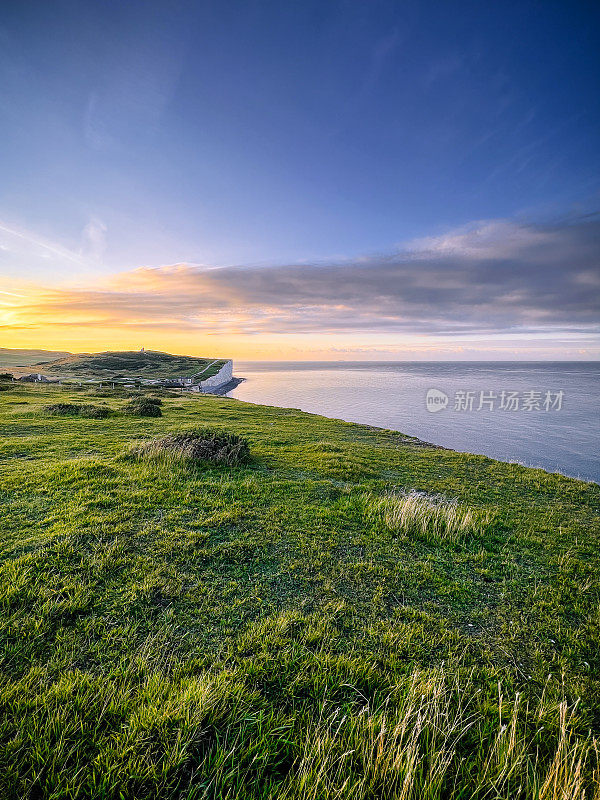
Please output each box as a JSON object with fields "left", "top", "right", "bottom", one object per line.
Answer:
{"left": 199, "top": 359, "right": 233, "bottom": 390}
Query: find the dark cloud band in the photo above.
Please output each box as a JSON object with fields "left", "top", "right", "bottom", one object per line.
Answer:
{"left": 10, "top": 216, "right": 600, "bottom": 337}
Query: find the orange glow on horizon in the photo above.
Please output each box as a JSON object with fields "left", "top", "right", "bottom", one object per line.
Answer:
{"left": 1, "top": 272, "right": 598, "bottom": 362}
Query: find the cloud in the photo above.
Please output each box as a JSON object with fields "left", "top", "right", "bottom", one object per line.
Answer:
{"left": 0, "top": 218, "right": 104, "bottom": 281}
{"left": 0, "top": 221, "right": 88, "bottom": 268}
{"left": 4, "top": 215, "right": 599, "bottom": 339}
{"left": 80, "top": 217, "right": 107, "bottom": 262}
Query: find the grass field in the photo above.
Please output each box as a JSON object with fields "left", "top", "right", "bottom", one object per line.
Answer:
{"left": 1, "top": 383, "right": 599, "bottom": 799}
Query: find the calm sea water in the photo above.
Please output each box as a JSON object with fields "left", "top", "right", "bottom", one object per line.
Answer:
{"left": 227, "top": 362, "right": 600, "bottom": 483}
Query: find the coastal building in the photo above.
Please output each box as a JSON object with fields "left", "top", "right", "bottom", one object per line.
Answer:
{"left": 18, "top": 373, "right": 52, "bottom": 382}
{"left": 140, "top": 360, "right": 234, "bottom": 393}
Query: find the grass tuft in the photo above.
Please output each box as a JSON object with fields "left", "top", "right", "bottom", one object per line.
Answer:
{"left": 133, "top": 427, "right": 251, "bottom": 466}
{"left": 278, "top": 667, "right": 599, "bottom": 800}
{"left": 368, "top": 490, "right": 493, "bottom": 543}
{"left": 124, "top": 398, "right": 163, "bottom": 417}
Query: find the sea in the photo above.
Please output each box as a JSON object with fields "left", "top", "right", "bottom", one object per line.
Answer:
{"left": 227, "top": 362, "right": 600, "bottom": 484}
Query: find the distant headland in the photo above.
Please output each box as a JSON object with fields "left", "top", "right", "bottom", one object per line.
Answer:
{"left": 0, "top": 349, "right": 241, "bottom": 394}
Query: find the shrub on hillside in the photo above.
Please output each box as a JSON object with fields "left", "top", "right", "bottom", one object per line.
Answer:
{"left": 127, "top": 395, "right": 162, "bottom": 406}
{"left": 45, "top": 403, "right": 82, "bottom": 415}
{"left": 134, "top": 428, "right": 250, "bottom": 465}
{"left": 127, "top": 395, "right": 163, "bottom": 405}
{"left": 0, "top": 372, "right": 14, "bottom": 390}
{"left": 124, "top": 398, "right": 162, "bottom": 417}
{"left": 44, "top": 403, "right": 110, "bottom": 418}
{"left": 126, "top": 394, "right": 162, "bottom": 404}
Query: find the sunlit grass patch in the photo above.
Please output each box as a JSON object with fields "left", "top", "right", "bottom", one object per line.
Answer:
{"left": 2, "top": 653, "right": 597, "bottom": 800}
{"left": 133, "top": 428, "right": 251, "bottom": 466}
{"left": 279, "top": 667, "right": 599, "bottom": 800}
{"left": 368, "top": 490, "right": 494, "bottom": 543}
{"left": 292, "top": 440, "right": 378, "bottom": 480}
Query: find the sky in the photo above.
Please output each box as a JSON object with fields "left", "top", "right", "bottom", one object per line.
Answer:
{"left": 1, "top": 0, "right": 599, "bottom": 360}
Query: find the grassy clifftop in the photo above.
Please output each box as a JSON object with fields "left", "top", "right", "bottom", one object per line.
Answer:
{"left": 0, "top": 384, "right": 599, "bottom": 798}
{"left": 31, "top": 350, "right": 228, "bottom": 379}
{"left": 0, "top": 348, "right": 71, "bottom": 367}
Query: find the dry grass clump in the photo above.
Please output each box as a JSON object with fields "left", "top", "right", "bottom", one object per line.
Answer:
{"left": 44, "top": 403, "right": 110, "bottom": 418}
{"left": 134, "top": 427, "right": 250, "bottom": 466}
{"left": 368, "top": 490, "right": 492, "bottom": 543}
{"left": 277, "top": 669, "right": 599, "bottom": 800}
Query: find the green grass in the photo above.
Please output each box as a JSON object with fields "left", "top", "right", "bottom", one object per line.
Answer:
{"left": 0, "top": 384, "right": 599, "bottom": 799}
{"left": 367, "top": 489, "right": 495, "bottom": 544}
{"left": 133, "top": 428, "right": 251, "bottom": 466}
{"left": 34, "top": 350, "right": 227, "bottom": 380}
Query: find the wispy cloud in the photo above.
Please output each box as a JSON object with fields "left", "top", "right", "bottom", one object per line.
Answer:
{"left": 0, "top": 221, "right": 89, "bottom": 268}
{"left": 3, "top": 215, "right": 599, "bottom": 340}
{"left": 80, "top": 217, "right": 107, "bottom": 262}
{"left": 0, "top": 217, "right": 109, "bottom": 280}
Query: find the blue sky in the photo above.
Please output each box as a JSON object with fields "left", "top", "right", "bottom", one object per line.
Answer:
{"left": 1, "top": 0, "right": 599, "bottom": 358}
